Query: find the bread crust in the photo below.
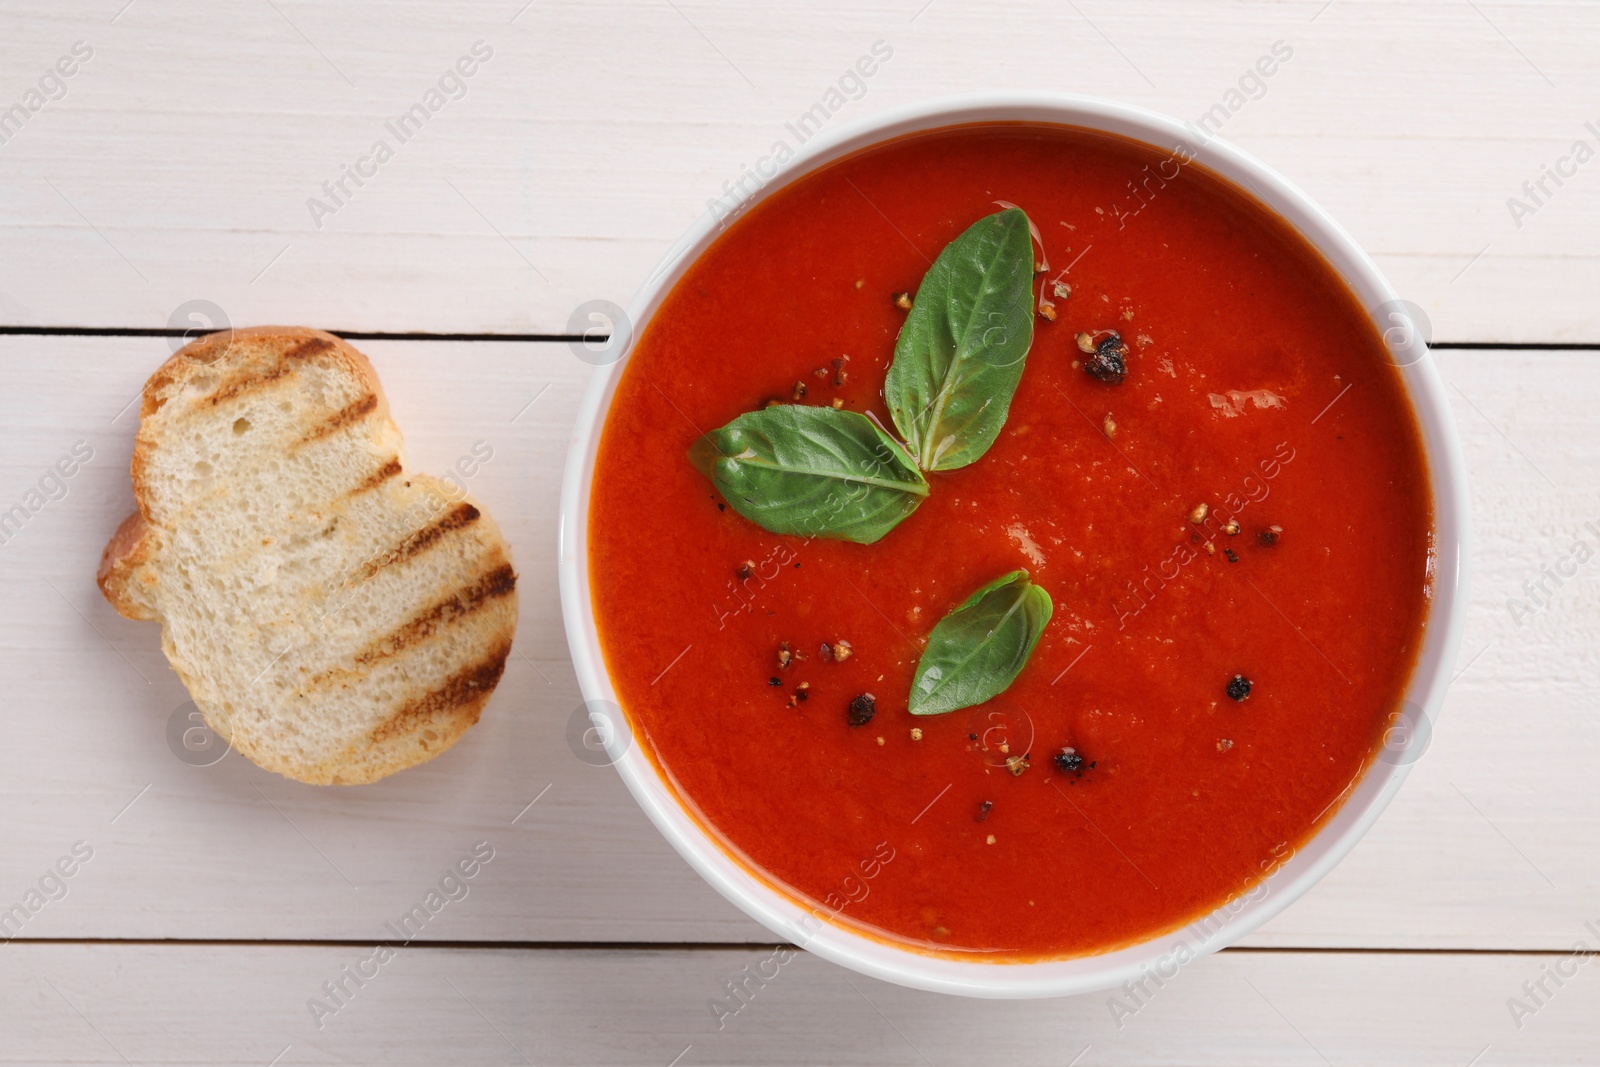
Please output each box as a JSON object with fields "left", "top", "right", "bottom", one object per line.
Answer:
{"left": 97, "top": 510, "right": 159, "bottom": 620}
{"left": 100, "top": 327, "right": 517, "bottom": 785}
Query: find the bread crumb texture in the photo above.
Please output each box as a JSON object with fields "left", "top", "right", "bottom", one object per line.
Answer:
{"left": 97, "top": 328, "right": 518, "bottom": 785}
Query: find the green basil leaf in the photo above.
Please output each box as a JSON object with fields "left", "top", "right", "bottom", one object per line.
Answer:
{"left": 909, "top": 569, "right": 1052, "bottom": 716}
{"left": 884, "top": 207, "right": 1036, "bottom": 472}
{"left": 689, "top": 405, "right": 930, "bottom": 544}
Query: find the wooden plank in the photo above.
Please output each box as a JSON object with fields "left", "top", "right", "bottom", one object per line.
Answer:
{"left": 0, "top": 335, "right": 750, "bottom": 944}
{"left": 0, "top": 1, "right": 1597, "bottom": 340}
{"left": 2, "top": 943, "right": 1595, "bottom": 1065}
{"left": 0, "top": 337, "right": 1595, "bottom": 948}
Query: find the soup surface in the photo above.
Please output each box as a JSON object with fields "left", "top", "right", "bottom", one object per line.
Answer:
{"left": 588, "top": 124, "right": 1433, "bottom": 958}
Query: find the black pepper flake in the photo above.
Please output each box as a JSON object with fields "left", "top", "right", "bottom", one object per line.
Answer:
{"left": 1259, "top": 525, "right": 1282, "bottom": 547}
{"left": 716, "top": 502, "right": 726, "bottom": 512}
{"left": 1227, "top": 674, "right": 1252, "bottom": 701}
{"left": 968, "top": 733, "right": 978, "bottom": 741}
{"left": 831, "top": 356, "right": 849, "bottom": 387}
{"left": 795, "top": 688, "right": 809, "bottom": 703}
{"left": 768, "top": 677, "right": 782, "bottom": 687}
{"left": 736, "top": 561, "right": 754, "bottom": 581}
{"left": 1224, "top": 548, "right": 1239, "bottom": 563}
{"left": 1083, "top": 331, "right": 1128, "bottom": 385}
{"left": 1053, "top": 749, "right": 1084, "bottom": 773}
{"left": 847, "top": 693, "right": 876, "bottom": 727}
{"left": 976, "top": 800, "right": 993, "bottom": 823}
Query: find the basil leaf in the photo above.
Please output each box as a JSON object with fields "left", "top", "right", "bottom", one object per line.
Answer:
{"left": 885, "top": 207, "right": 1036, "bottom": 472}
{"left": 909, "top": 569, "right": 1052, "bottom": 716}
{"left": 689, "top": 405, "right": 929, "bottom": 544}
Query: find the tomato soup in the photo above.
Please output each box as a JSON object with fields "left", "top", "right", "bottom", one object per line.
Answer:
{"left": 588, "top": 125, "right": 1433, "bottom": 958}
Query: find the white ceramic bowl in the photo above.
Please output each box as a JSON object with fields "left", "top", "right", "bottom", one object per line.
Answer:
{"left": 558, "top": 93, "right": 1469, "bottom": 998}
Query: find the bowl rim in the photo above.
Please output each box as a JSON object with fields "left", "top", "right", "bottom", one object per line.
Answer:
{"left": 558, "top": 91, "right": 1470, "bottom": 999}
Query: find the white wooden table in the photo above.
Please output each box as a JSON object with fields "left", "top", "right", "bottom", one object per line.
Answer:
{"left": 2, "top": 2, "right": 1597, "bottom": 1063}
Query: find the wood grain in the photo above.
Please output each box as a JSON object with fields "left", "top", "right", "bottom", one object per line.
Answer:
{"left": 0, "top": 336, "right": 1593, "bottom": 951}
{"left": 0, "top": 1, "right": 1597, "bottom": 339}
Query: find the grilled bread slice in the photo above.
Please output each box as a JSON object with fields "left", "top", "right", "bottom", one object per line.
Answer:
{"left": 98, "top": 327, "right": 517, "bottom": 785}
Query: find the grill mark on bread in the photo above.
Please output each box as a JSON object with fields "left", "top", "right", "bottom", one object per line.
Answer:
{"left": 355, "top": 501, "right": 482, "bottom": 582}
{"left": 351, "top": 456, "right": 402, "bottom": 496}
{"left": 206, "top": 363, "right": 291, "bottom": 406}
{"left": 193, "top": 337, "right": 333, "bottom": 408}
{"left": 297, "top": 555, "right": 514, "bottom": 694}
{"left": 302, "top": 393, "right": 378, "bottom": 443}
{"left": 354, "top": 562, "right": 515, "bottom": 666}
{"left": 284, "top": 336, "right": 335, "bottom": 362}
{"left": 392, "top": 502, "right": 480, "bottom": 566}
{"left": 369, "top": 641, "right": 510, "bottom": 744}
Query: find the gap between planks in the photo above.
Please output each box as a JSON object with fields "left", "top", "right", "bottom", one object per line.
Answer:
{"left": 0, "top": 326, "right": 586, "bottom": 342}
